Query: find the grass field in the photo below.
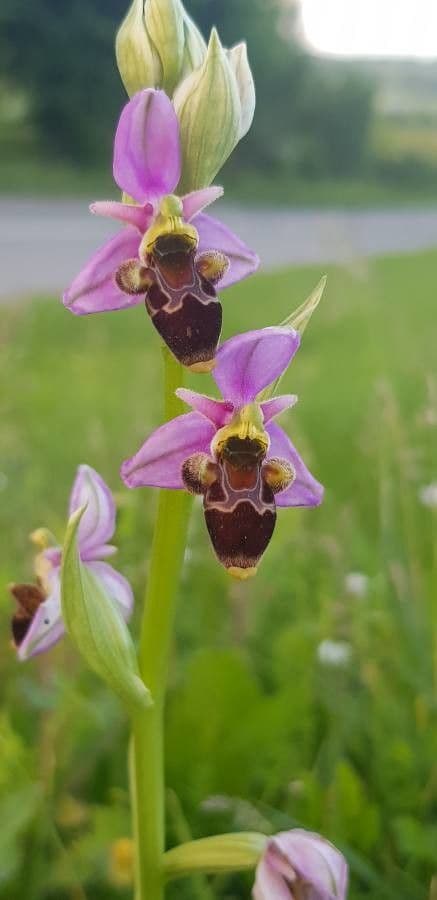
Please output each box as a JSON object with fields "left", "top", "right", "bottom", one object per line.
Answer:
{"left": 1, "top": 249, "right": 437, "bottom": 899}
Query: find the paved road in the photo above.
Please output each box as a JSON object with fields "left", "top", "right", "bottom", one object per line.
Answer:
{"left": 2, "top": 198, "right": 437, "bottom": 299}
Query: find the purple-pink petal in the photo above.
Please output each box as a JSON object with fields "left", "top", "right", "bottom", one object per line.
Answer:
{"left": 266, "top": 422, "right": 323, "bottom": 508}
{"left": 90, "top": 200, "right": 153, "bottom": 233}
{"left": 182, "top": 186, "right": 224, "bottom": 221}
{"left": 113, "top": 89, "right": 181, "bottom": 204}
{"left": 63, "top": 227, "right": 142, "bottom": 315}
{"left": 43, "top": 547, "right": 62, "bottom": 567}
{"left": 69, "top": 465, "right": 116, "bottom": 559}
{"left": 195, "top": 212, "right": 259, "bottom": 289}
{"left": 261, "top": 395, "right": 298, "bottom": 424}
{"left": 17, "top": 569, "right": 64, "bottom": 661}
{"left": 175, "top": 388, "right": 233, "bottom": 427}
{"left": 86, "top": 561, "right": 134, "bottom": 619}
{"left": 121, "top": 412, "right": 216, "bottom": 490}
{"left": 252, "top": 857, "right": 292, "bottom": 900}
{"left": 214, "top": 327, "right": 301, "bottom": 407}
{"left": 271, "top": 831, "right": 348, "bottom": 900}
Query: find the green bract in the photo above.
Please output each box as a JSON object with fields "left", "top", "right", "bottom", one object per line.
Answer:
{"left": 164, "top": 832, "right": 267, "bottom": 880}
{"left": 61, "top": 506, "right": 152, "bottom": 714}
{"left": 280, "top": 275, "right": 327, "bottom": 336}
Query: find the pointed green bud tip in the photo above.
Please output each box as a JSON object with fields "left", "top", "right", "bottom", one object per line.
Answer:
{"left": 180, "top": 10, "right": 207, "bottom": 80}
{"left": 61, "top": 506, "right": 152, "bottom": 714}
{"left": 174, "top": 27, "right": 242, "bottom": 192}
{"left": 226, "top": 42, "right": 256, "bottom": 140}
{"left": 116, "top": 0, "right": 162, "bottom": 97}
{"left": 164, "top": 833, "right": 268, "bottom": 880}
{"left": 281, "top": 276, "right": 327, "bottom": 336}
{"left": 116, "top": 0, "right": 207, "bottom": 98}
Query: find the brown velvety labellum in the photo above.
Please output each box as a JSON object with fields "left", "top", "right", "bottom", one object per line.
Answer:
{"left": 144, "top": 238, "right": 222, "bottom": 368}
{"left": 205, "top": 501, "right": 276, "bottom": 572}
{"left": 10, "top": 582, "right": 45, "bottom": 647}
{"left": 203, "top": 450, "right": 277, "bottom": 572}
{"left": 149, "top": 294, "right": 222, "bottom": 369}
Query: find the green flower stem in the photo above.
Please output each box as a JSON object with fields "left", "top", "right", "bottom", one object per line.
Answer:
{"left": 132, "top": 347, "right": 192, "bottom": 900}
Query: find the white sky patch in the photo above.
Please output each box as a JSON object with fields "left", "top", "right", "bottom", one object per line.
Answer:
{"left": 300, "top": 0, "right": 437, "bottom": 58}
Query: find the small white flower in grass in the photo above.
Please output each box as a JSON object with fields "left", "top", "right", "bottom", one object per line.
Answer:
{"left": 317, "top": 640, "right": 352, "bottom": 667}
{"left": 200, "top": 795, "right": 232, "bottom": 813}
{"left": 344, "top": 571, "right": 369, "bottom": 598}
{"left": 419, "top": 482, "right": 437, "bottom": 509}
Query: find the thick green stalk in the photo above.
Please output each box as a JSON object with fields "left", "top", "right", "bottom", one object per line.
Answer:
{"left": 132, "top": 347, "right": 192, "bottom": 900}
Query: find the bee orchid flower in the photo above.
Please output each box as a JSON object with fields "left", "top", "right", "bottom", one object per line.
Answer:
{"left": 253, "top": 829, "right": 348, "bottom": 900}
{"left": 10, "top": 466, "right": 133, "bottom": 660}
{"left": 63, "top": 89, "right": 259, "bottom": 372}
{"left": 121, "top": 327, "right": 323, "bottom": 577}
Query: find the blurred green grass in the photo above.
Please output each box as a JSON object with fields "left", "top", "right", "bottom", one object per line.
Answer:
{"left": 1, "top": 250, "right": 436, "bottom": 899}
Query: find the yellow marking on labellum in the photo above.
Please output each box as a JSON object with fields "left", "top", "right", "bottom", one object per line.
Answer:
{"left": 189, "top": 358, "right": 216, "bottom": 373}
{"left": 141, "top": 193, "right": 199, "bottom": 259}
{"left": 212, "top": 403, "right": 268, "bottom": 459}
{"left": 228, "top": 566, "right": 258, "bottom": 580}
{"left": 34, "top": 552, "right": 54, "bottom": 593}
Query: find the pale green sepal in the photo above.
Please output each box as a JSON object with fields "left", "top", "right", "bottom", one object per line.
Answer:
{"left": 61, "top": 506, "right": 152, "bottom": 714}
{"left": 280, "top": 275, "right": 327, "bottom": 335}
{"left": 144, "top": 0, "right": 185, "bottom": 96}
{"left": 227, "top": 42, "right": 255, "bottom": 140}
{"left": 116, "top": 0, "right": 162, "bottom": 97}
{"left": 164, "top": 833, "right": 267, "bottom": 881}
{"left": 174, "top": 28, "right": 241, "bottom": 193}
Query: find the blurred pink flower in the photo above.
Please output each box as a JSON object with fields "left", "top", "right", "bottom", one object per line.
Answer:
{"left": 10, "top": 465, "right": 133, "bottom": 660}
{"left": 253, "top": 829, "right": 348, "bottom": 900}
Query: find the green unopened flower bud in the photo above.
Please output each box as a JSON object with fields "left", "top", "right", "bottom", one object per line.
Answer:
{"left": 227, "top": 42, "right": 256, "bottom": 140}
{"left": 116, "top": 0, "right": 206, "bottom": 98}
{"left": 180, "top": 10, "right": 207, "bottom": 79}
{"left": 144, "top": 0, "right": 185, "bottom": 95}
{"left": 61, "top": 507, "right": 152, "bottom": 714}
{"left": 164, "top": 833, "right": 267, "bottom": 880}
{"left": 116, "top": 0, "right": 162, "bottom": 97}
{"left": 174, "top": 28, "right": 242, "bottom": 192}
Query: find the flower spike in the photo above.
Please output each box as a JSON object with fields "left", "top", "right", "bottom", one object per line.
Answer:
{"left": 64, "top": 89, "right": 259, "bottom": 371}
{"left": 122, "top": 327, "right": 323, "bottom": 577}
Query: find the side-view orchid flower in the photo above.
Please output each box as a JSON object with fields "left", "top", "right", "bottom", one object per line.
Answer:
{"left": 121, "top": 327, "right": 323, "bottom": 578}
{"left": 10, "top": 466, "right": 133, "bottom": 660}
{"left": 253, "top": 829, "right": 348, "bottom": 900}
{"left": 63, "top": 89, "right": 259, "bottom": 372}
